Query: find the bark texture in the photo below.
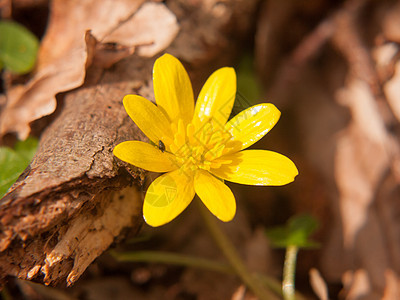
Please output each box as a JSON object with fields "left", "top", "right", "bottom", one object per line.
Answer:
{"left": 0, "top": 0, "right": 258, "bottom": 286}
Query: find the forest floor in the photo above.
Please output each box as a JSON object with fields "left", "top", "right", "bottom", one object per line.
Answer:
{"left": 1, "top": 0, "right": 400, "bottom": 299}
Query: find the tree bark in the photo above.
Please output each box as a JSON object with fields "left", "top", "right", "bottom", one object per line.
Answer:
{"left": 0, "top": 0, "right": 258, "bottom": 287}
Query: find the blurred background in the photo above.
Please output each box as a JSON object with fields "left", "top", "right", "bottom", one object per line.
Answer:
{"left": 1, "top": 0, "right": 399, "bottom": 299}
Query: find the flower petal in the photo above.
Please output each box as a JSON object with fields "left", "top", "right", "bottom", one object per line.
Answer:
{"left": 153, "top": 53, "right": 194, "bottom": 125}
{"left": 225, "top": 104, "right": 281, "bottom": 151}
{"left": 123, "top": 94, "right": 173, "bottom": 144}
{"left": 143, "top": 170, "right": 195, "bottom": 227}
{"left": 113, "top": 141, "right": 178, "bottom": 172}
{"left": 194, "top": 170, "right": 236, "bottom": 222}
{"left": 210, "top": 150, "right": 298, "bottom": 186}
{"left": 193, "top": 67, "right": 236, "bottom": 129}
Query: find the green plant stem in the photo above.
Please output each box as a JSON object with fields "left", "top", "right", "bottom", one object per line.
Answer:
{"left": 111, "top": 250, "right": 232, "bottom": 274}
{"left": 198, "top": 201, "right": 275, "bottom": 300}
{"left": 112, "top": 249, "right": 308, "bottom": 300}
{"left": 282, "top": 245, "right": 299, "bottom": 300}
{"left": 257, "top": 273, "right": 308, "bottom": 300}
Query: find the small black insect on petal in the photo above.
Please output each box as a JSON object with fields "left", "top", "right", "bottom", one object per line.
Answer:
{"left": 158, "top": 140, "right": 165, "bottom": 152}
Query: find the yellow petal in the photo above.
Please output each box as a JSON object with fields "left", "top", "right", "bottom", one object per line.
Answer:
{"left": 193, "top": 67, "right": 236, "bottom": 129}
{"left": 113, "top": 141, "right": 178, "bottom": 172}
{"left": 123, "top": 94, "right": 173, "bottom": 144}
{"left": 153, "top": 53, "right": 194, "bottom": 125}
{"left": 143, "top": 170, "right": 195, "bottom": 227}
{"left": 225, "top": 104, "right": 281, "bottom": 152}
{"left": 210, "top": 150, "right": 298, "bottom": 186}
{"left": 194, "top": 170, "right": 236, "bottom": 222}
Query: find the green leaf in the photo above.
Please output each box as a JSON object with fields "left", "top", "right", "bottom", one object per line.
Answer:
{"left": 0, "top": 137, "right": 38, "bottom": 198}
{"left": 0, "top": 20, "right": 39, "bottom": 74}
{"left": 14, "top": 136, "right": 39, "bottom": 161}
{"left": 265, "top": 214, "right": 320, "bottom": 249}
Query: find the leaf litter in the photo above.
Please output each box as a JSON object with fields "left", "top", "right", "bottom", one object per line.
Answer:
{"left": 1, "top": 0, "right": 400, "bottom": 299}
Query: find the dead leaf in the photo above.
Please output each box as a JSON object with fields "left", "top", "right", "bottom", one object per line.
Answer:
{"left": 382, "top": 1, "right": 400, "bottom": 43}
{"left": 309, "top": 268, "right": 329, "bottom": 300}
{"left": 103, "top": 2, "right": 179, "bottom": 58}
{"left": 342, "top": 269, "right": 375, "bottom": 300}
{"left": 327, "top": 79, "right": 392, "bottom": 293}
{"left": 372, "top": 42, "right": 398, "bottom": 83}
{"left": 382, "top": 270, "right": 400, "bottom": 300}
{"left": 0, "top": 0, "right": 180, "bottom": 140}
{"left": 384, "top": 60, "right": 400, "bottom": 122}
{"left": 0, "top": 0, "right": 258, "bottom": 288}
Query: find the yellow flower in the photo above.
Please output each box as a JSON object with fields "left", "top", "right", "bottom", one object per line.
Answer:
{"left": 113, "top": 54, "right": 298, "bottom": 227}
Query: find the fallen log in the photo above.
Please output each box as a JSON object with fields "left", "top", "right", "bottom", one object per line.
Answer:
{"left": 0, "top": 0, "right": 258, "bottom": 286}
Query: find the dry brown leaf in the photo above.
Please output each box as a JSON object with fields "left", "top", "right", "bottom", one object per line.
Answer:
{"left": 335, "top": 79, "right": 389, "bottom": 245}
{"left": 231, "top": 285, "right": 247, "bottom": 300}
{"left": 330, "top": 79, "right": 392, "bottom": 292}
{"left": 373, "top": 43, "right": 398, "bottom": 83}
{"left": 309, "top": 268, "right": 329, "bottom": 300}
{"left": 231, "top": 285, "right": 258, "bottom": 300}
{"left": 384, "top": 60, "right": 400, "bottom": 122}
{"left": 342, "top": 269, "right": 375, "bottom": 300}
{"left": 382, "top": 270, "right": 400, "bottom": 300}
{"left": 0, "top": 0, "right": 258, "bottom": 288}
{"left": 103, "top": 2, "right": 179, "bottom": 58}
{"left": 0, "top": 0, "right": 179, "bottom": 140}
{"left": 382, "top": 1, "right": 400, "bottom": 43}
{"left": 252, "top": 1, "right": 400, "bottom": 298}
{"left": 0, "top": 0, "right": 144, "bottom": 139}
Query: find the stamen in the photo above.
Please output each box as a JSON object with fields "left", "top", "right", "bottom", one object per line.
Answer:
{"left": 177, "top": 119, "right": 186, "bottom": 137}
{"left": 204, "top": 150, "right": 216, "bottom": 161}
{"left": 213, "top": 144, "right": 226, "bottom": 158}
{"left": 187, "top": 123, "right": 196, "bottom": 144}
{"left": 174, "top": 133, "right": 186, "bottom": 148}
{"left": 187, "top": 123, "right": 195, "bottom": 137}
{"left": 171, "top": 122, "right": 178, "bottom": 133}
{"left": 170, "top": 144, "right": 179, "bottom": 153}
{"left": 169, "top": 118, "right": 234, "bottom": 173}
{"left": 193, "top": 146, "right": 203, "bottom": 158}
{"left": 163, "top": 136, "right": 174, "bottom": 146}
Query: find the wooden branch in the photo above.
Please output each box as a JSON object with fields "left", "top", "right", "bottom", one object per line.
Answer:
{"left": 0, "top": 0, "right": 259, "bottom": 287}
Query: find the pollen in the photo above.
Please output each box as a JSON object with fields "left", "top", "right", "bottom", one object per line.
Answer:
{"left": 165, "top": 119, "right": 236, "bottom": 173}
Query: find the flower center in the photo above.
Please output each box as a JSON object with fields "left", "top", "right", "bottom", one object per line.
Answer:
{"left": 162, "top": 119, "right": 238, "bottom": 175}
